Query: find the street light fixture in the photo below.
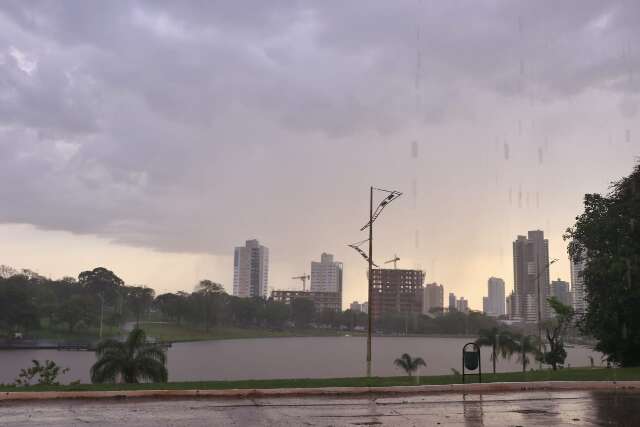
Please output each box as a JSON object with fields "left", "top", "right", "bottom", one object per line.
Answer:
{"left": 348, "top": 186, "right": 402, "bottom": 377}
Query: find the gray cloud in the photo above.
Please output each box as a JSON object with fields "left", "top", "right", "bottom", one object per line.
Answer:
{"left": 0, "top": 0, "right": 639, "bottom": 264}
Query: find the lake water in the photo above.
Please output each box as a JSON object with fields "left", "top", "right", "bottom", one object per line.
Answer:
{"left": 0, "top": 336, "right": 602, "bottom": 384}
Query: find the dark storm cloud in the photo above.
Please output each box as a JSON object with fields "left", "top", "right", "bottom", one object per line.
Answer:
{"left": 0, "top": 0, "right": 639, "bottom": 255}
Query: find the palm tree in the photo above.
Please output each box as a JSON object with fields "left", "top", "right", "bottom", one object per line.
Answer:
{"left": 91, "top": 328, "right": 168, "bottom": 384}
{"left": 393, "top": 353, "right": 426, "bottom": 377}
{"left": 513, "top": 334, "right": 540, "bottom": 373}
{"left": 475, "top": 327, "right": 516, "bottom": 374}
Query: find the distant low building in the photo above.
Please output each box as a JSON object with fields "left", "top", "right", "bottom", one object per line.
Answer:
{"left": 270, "top": 290, "right": 341, "bottom": 312}
{"left": 350, "top": 301, "right": 362, "bottom": 312}
{"left": 270, "top": 290, "right": 311, "bottom": 305}
{"left": 361, "top": 302, "right": 369, "bottom": 314}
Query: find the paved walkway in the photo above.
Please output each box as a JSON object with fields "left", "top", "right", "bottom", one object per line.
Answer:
{"left": 1, "top": 389, "right": 639, "bottom": 426}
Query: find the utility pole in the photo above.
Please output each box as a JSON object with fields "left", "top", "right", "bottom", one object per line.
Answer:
{"left": 98, "top": 293, "right": 105, "bottom": 339}
{"left": 347, "top": 187, "right": 402, "bottom": 378}
{"left": 367, "top": 186, "right": 373, "bottom": 378}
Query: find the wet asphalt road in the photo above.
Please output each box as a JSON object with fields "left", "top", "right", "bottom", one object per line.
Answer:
{"left": 1, "top": 390, "right": 639, "bottom": 426}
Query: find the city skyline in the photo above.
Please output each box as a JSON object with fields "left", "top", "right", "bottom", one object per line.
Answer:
{"left": 0, "top": 225, "right": 580, "bottom": 312}
{"left": 1, "top": 2, "right": 638, "bottom": 311}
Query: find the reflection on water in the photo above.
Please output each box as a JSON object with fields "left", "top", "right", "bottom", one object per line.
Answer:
{"left": 0, "top": 336, "right": 602, "bottom": 384}
{"left": 462, "top": 394, "right": 484, "bottom": 427}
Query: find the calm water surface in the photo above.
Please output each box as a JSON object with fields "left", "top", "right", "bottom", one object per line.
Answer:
{"left": 0, "top": 336, "right": 602, "bottom": 384}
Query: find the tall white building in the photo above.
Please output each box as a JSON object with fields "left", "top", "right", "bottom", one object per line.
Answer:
{"left": 484, "top": 277, "right": 505, "bottom": 317}
{"left": 310, "top": 253, "right": 343, "bottom": 308}
{"left": 570, "top": 253, "right": 587, "bottom": 315}
{"left": 423, "top": 283, "right": 444, "bottom": 315}
{"left": 512, "top": 230, "right": 551, "bottom": 323}
{"left": 233, "top": 239, "right": 269, "bottom": 298}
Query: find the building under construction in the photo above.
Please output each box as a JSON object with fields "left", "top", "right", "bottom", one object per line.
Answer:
{"left": 370, "top": 268, "right": 425, "bottom": 320}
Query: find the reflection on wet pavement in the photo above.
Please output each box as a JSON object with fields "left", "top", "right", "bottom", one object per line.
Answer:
{"left": 1, "top": 390, "right": 640, "bottom": 426}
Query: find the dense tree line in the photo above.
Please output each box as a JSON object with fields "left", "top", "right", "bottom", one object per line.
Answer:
{"left": 565, "top": 161, "right": 640, "bottom": 366}
{"left": 0, "top": 265, "right": 501, "bottom": 338}
{"left": 0, "top": 267, "right": 154, "bottom": 336}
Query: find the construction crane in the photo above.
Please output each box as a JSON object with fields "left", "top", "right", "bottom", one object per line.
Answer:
{"left": 384, "top": 254, "right": 400, "bottom": 269}
{"left": 292, "top": 274, "right": 311, "bottom": 291}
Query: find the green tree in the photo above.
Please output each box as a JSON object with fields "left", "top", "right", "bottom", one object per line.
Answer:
{"left": 126, "top": 286, "right": 155, "bottom": 326}
{"left": 230, "top": 296, "right": 261, "bottom": 327}
{"left": 194, "top": 280, "right": 226, "bottom": 331}
{"left": 79, "top": 267, "right": 125, "bottom": 304}
{"left": 393, "top": 353, "right": 426, "bottom": 377}
{"left": 91, "top": 328, "right": 167, "bottom": 384}
{"left": 475, "top": 327, "right": 516, "bottom": 374}
{"left": 513, "top": 334, "right": 540, "bottom": 372}
{"left": 155, "top": 292, "right": 189, "bottom": 324}
{"left": 56, "top": 295, "right": 93, "bottom": 332}
{"left": 262, "top": 300, "right": 289, "bottom": 329}
{"left": 291, "top": 298, "right": 315, "bottom": 328}
{"left": 565, "top": 162, "right": 640, "bottom": 366}
{"left": 0, "top": 277, "right": 40, "bottom": 333}
{"left": 541, "top": 297, "right": 574, "bottom": 370}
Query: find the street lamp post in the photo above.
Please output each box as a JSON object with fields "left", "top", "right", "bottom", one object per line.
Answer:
{"left": 367, "top": 187, "right": 374, "bottom": 377}
{"left": 348, "top": 187, "right": 402, "bottom": 378}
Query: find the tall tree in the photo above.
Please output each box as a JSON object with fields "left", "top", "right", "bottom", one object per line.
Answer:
{"left": 513, "top": 334, "right": 540, "bottom": 373}
{"left": 541, "top": 297, "right": 574, "bottom": 370}
{"left": 475, "top": 327, "right": 516, "bottom": 374}
{"left": 291, "top": 298, "right": 315, "bottom": 328}
{"left": 56, "top": 295, "right": 94, "bottom": 332}
{"left": 564, "top": 162, "right": 640, "bottom": 366}
{"left": 126, "top": 286, "right": 155, "bottom": 326}
{"left": 78, "top": 267, "right": 125, "bottom": 306}
{"left": 194, "top": 280, "right": 226, "bottom": 331}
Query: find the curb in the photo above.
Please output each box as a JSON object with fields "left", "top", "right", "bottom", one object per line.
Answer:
{"left": 1, "top": 381, "right": 640, "bottom": 401}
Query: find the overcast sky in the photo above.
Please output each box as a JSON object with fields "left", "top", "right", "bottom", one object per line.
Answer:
{"left": 0, "top": 1, "right": 638, "bottom": 308}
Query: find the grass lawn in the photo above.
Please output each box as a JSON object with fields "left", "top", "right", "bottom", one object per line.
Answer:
{"left": 2, "top": 367, "right": 640, "bottom": 393}
{"left": 138, "top": 322, "right": 357, "bottom": 342}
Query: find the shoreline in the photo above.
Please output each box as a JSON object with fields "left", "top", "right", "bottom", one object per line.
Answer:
{"left": 0, "top": 333, "right": 484, "bottom": 349}
{"left": 2, "top": 380, "right": 639, "bottom": 401}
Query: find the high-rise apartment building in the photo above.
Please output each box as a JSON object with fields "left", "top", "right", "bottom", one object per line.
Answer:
{"left": 310, "top": 252, "right": 343, "bottom": 310}
{"left": 370, "top": 268, "right": 424, "bottom": 320}
{"left": 512, "top": 230, "right": 551, "bottom": 323}
{"left": 484, "top": 277, "right": 505, "bottom": 317}
{"left": 423, "top": 282, "right": 444, "bottom": 315}
{"left": 233, "top": 239, "right": 269, "bottom": 298}
{"left": 570, "top": 251, "right": 587, "bottom": 315}
{"left": 550, "top": 278, "right": 571, "bottom": 306}
{"left": 456, "top": 297, "right": 469, "bottom": 313}
{"left": 448, "top": 292, "right": 456, "bottom": 311}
